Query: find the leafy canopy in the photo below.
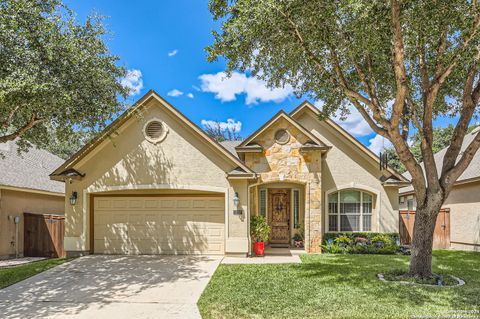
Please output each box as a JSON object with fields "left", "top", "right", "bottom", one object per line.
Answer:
{"left": 0, "top": 0, "right": 130, "bottom": 153}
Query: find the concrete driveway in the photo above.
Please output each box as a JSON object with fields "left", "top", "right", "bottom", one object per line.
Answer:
{"left": 0, "top": 255, "right": 222, "bottom": 319}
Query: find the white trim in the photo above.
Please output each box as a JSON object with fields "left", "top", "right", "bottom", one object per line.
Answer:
{"left": 324, "top": 183, "right": 381, "bottom": 232}
{"left": 0, "top": 185, "right": 64, "bottom": 197}
{"left": 143, "top": 117, "right": 169, "bottom": 144}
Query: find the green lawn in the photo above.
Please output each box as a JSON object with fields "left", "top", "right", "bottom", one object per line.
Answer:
{"left": 198, "top": 251, "right": 480, "bottom": 319}
{"left": 0, "top": 258, "right": 70, "bottom": 289}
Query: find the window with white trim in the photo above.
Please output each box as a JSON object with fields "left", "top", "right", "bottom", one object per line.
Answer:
{"left": 259, "top": 189, "right": 267, "bottom": 217}
{"left": 293, "top": 190, "right": 300, "bottom": 228}
{"left": 328, "top": 190, "right": 374, "bottom": 232}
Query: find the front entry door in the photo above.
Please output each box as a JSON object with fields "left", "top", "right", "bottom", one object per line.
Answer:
{"left": 268, "top": 189, "right": 290, "bottom": 244}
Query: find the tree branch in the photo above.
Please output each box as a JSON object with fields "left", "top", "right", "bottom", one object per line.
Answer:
{"left": 0, "top": 114, "right": 43, "bottom": 143}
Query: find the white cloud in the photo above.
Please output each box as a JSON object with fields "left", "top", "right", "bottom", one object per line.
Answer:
{"left": 121, "top": 69, "right": 143, "bottom": 96}
{"left": 314, "top": 100, "right": 373, "bottom": 137}
{"left": 187, "top": 93, "right": 194, "bottom": 99}
{"left": 201, "top": 119, "right": 242, "bottom": 132}
{"left": 167, "top": 89, "right": 183, "bottom": 97}
{"left": 199, "top": 71, "right": 293, "bottom": 105}
{"left": 168, "top": 49, "right": 178, "bottom": 57}
{"left": 368, "top": 134, "right": 393, "bottom": 154}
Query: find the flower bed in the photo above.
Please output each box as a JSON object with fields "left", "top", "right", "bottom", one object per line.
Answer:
{"left": 321, "top": 232, "right": 400, "bottom": 254}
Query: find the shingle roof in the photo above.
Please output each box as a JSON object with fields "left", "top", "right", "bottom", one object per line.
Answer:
{"left": 0, "top": 140, "right": 64, "bottom": 194}
{"left": 400, "top": 128, "right": 480, "bottom": 193}
{"left": 219, "top": 140, "right": 242, "bottom": 158}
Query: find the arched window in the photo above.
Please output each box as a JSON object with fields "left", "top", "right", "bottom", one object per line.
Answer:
{"left": 328, "top": 190, "right": 373, "bottom": 232}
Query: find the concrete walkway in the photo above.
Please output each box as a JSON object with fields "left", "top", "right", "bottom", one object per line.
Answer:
{"left": 0, "top": 257, "right": 47, "bottom": 268}
{"left": 0, "top": 255, "right": 222, "bottom": 319}
{"left": 222, "top": 248, "right": 305, "bottom": 264}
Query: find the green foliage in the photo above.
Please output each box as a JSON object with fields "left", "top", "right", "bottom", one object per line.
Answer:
{"left": 250, "top": 215, "right": 271, "bottom": 242}
{"left": 0, "top": 0, "right": 129, "bottom": 151}
{"left": 292, "top": 223, "right": 305, "bottom": 241}
{"left": 322, "top": 232, "right": 399, "bottom": 255}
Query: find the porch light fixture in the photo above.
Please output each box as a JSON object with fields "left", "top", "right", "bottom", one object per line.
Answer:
{"left": 233, "top": 192, "right": 240, "bottom": 209}
{"left": 69, "top": 191, "right": 78, "bottom": 206}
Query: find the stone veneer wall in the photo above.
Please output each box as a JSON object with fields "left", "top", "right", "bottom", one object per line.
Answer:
{"left": 245, "top": 118, "right": 323, "bottom": 252}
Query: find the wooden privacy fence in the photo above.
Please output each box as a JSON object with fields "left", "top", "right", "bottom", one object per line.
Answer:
{"left": 399, "top": 208, "right": 450, "bottom": 249}
{"left": 24, "top": 213, "right": 65, "bottom": 258}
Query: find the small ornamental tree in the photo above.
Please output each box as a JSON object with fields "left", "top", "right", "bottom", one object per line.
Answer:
{"left": 0, "top": 0, "right": 130, "bottom": 152}
{"left": 208, "top": 0, "right": 480, "bottom": 278}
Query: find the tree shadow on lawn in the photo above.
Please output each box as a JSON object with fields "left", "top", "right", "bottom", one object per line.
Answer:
{"left": 297, "top": 253, "right": 479, "bottom": 310}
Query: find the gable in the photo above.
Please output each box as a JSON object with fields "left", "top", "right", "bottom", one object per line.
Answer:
{"left": 51, "top": 91, "right": 253, "bottom": 180}
{"left": 238, "top": 110, "right": 329, "bottom": 150}
{"left": 290, "top": 102, "right": 408, "bottom": 183}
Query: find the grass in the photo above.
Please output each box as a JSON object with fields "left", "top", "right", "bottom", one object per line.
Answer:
{"left": 0, "top": 258, "right": 71, "bottom": 289}
{"left": 198, "top": 251, "right": 480, "bottom": 319}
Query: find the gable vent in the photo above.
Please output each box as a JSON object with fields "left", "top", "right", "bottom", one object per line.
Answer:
{"left": 143, "top": 119, "right": 168, "bottom": 144}
{"left": 145, "top": 121, "right": 163, "bottom": 139}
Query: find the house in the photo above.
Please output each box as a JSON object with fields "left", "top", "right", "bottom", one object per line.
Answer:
{"left": 50, "top": 90, "right": 408, "bottom": 256}
{"left": 0, "top": 140, "right": 65, "bottom": 258}
{"left": 399, "top": 127, "right": 480, "bottom": 251}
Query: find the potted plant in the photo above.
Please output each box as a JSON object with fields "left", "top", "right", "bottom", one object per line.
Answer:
{"left": 292, "top": 224, "right": 305, "bottom": 248}
{"left": 250, "top": 215, "right": 271, "bottom": 256}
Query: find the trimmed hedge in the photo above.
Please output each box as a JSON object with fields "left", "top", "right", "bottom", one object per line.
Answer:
{"left": 321, "top": 232, "right": 400, "bottom": 255}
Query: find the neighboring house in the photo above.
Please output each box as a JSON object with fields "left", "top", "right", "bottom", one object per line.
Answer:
{"left": 50, "top": 91, "right": 408, "bottom": 256}
{"left": 399, "top": 127, "right": 480, "bottom": 251}
{"left": 0, "top": 140, "right": 65, "bottom": 258}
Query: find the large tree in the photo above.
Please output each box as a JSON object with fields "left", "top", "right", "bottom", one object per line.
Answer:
{"left": 0, "top": 0, "right": 129, "bottom": 151}
{"left": 208, "top": 0, "right": 480, "bottom": 277}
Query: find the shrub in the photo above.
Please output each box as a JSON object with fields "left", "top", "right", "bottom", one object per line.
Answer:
{"left": 250, "top": 215, "right": 270, "bottom": 242}
{"left": 321, "top": 232, "right": 400, "bottom": 255}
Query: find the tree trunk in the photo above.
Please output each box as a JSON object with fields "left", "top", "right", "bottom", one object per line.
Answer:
{"left": 408, "top": 201, "right": 443, "bottom": 278}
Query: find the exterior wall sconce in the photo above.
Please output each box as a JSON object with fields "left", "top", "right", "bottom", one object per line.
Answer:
{"left": 70, "top": 191, "right": 78, "bottom": 206}
{"left": 233, "top": 192, "right": 243, "bottom": 216}
{"left": 233, "top": 192, "right": 240, "bottom": 209}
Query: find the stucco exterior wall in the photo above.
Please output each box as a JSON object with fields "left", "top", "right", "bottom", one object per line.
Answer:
{"left": 64, "top": 99, "right": 249, "bottom": 254}
{"left": 0, "top": 189, "right": 64, "bottom": 257}
{"left": 295, "top": 112, "right": 399, "bottom": 234}
{"left": 400, "top": 182, "right": 480, "bottom": 251}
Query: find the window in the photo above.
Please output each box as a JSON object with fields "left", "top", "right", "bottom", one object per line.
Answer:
{"left": 293, "top": 190, "right": 300, "bottom": 228}
{"left": 274, "top": 129, "right": 290, "bottom": 144}
{"left": 399, "top": 196, "right": 405, "bottom": 204}
{"left": 407, "top": 199, "right": 414, "bottom": 211}
{"left": 328, "top": 190, "right": 374, "bottom": 232}
{"left": 259, "top": 189, "right": 267, "bottom": 217}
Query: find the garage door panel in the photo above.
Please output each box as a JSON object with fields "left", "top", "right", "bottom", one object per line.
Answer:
{"left": 94, "top": 196, "right": 225, "bottom": 255}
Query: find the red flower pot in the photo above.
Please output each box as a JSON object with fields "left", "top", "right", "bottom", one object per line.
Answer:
{"left": 253, "top": 241, "right": 265, "bottom": 256}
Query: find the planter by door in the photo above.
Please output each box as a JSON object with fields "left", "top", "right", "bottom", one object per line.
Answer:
{"left": 254, "top": 242, "right": 265, "bottom": 256}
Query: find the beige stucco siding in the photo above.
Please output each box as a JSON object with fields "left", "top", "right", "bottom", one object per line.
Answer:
{"left": 64, "top": 98, "right": 249, "bottom": 254}
{"left": 443, "top": 182, "right": 480, "bottom": 250}
{"left": 295, "top": 112, "right": 399, "bottom": 233}
{"left": 0, "top": 189, "right": 64, "bottom": 257}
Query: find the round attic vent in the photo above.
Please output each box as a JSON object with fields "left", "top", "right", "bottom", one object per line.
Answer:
{"left": 143, "top": 119, "right": 168, "bottom": 144}
{"left": 275, "top": 129, "right": 290, "bottom": 145}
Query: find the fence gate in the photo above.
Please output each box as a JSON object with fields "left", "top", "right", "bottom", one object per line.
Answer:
{"left": 399, "top": 209, "right": 450, "bottom": 249}
{"left": 24, "top": 213, "right": 65, "bottom": 257}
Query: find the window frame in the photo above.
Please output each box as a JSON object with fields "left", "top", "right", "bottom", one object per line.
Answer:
{"left": 327, "top": 189, "right": 374, "bottom": 232}
{"left": 292, "top": 189, "right": 300, "bottom": 229}
{"left": 259, "top": 189, "right": 267, "bottom": 217}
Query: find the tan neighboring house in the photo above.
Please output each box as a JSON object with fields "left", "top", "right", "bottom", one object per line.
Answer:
{"left": 0, "top": 140, "right": 65, "bottom": 258}
{"left": 50, "top": 90, "right": 408, "bottom": 257}
{"left": 399, "top": 127, "right": 480, "bottom": 252}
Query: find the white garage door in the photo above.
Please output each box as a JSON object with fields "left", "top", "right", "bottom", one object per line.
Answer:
{"left": 93, "top": 195, "right": 225, "bottom": 255}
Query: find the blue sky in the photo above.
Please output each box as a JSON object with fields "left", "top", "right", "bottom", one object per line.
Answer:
{"left": 66, "top": 0, "right": 459, "bottom": 154}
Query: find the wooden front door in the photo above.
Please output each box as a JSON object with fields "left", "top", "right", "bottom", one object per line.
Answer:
{"left": 399, "top": 209, "right": 450, "bottom": 249}
{"left": 268, "top": 189, "right": 290, "bottom": 244}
